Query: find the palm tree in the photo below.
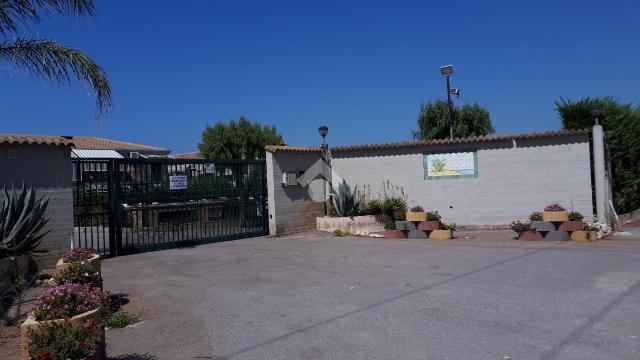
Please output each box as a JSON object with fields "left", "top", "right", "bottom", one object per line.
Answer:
{"left": 0, "top": 0, "right": 112, "bottom": 120}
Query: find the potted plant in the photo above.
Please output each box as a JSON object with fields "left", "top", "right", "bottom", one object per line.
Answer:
{"left": 26, "top": 318, "right": 103, "bottom": 360}
{"left": 542, "top": 202, "right": 569, "bottom": 222}
{"left": 57, "top": 248, "right": 101, "bottom": 274}
{"left": 429, "top": 223, "right": 455, "bottom": 240}
{"left": 418, "top": 211, "right": 441, "bottom": 231}
{"left": 0, "top": 185, "right": 50, "bottom": 275}
{"left": 571, "top": 223, "right": 599, "bottom": 242}
{"left": 53, "top": 261, "right": 103, "bottom": 289}
{"left": 511, "top": 221, "right": 542, "bottom": 240}
{"left": 383, "top": 221, "right": 405, "bottom": 239}
{"left": 405, "top": 205, "right": 426, "bottom": 222}
{"left": 20, "top": 284, "right": 110, "bottom": 359}
{"left": 559, "top": 211, "right": 585, "bottom": 231}
{"left": 529, "top": 212, "right": 543, "bottom": 221}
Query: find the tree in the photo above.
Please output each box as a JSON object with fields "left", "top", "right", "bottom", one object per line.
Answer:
{"left": 412, "top": 99, "right": 494, "bottom": 140}
{"left": 198, "top": 116, "right": 284, "bottom": 160}
{"left": 555, "top": 97, "right": 640, "bottom": 214}
{"left": 0, "top": 0, "right": 112, "bottom": 120}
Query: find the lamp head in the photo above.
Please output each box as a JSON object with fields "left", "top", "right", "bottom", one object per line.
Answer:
{"left": 318, "top": 125, "right": 328, "bottom": 138}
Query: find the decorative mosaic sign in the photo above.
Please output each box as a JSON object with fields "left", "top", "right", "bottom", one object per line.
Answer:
{"left": 424, "top": 151, "right": 478, "bottom": 180}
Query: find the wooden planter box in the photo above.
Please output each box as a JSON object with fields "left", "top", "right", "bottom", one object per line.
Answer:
{"left": 519, "top": 231, "right": 543, "bottom": 241}
{"left": 56, "top": 253, "right": 102, "bottom": 274}
{"left": 558, "top": 221, "right": 584, "bottom": 232}
{"left": 20, "top": 308, "right": 106, "bottom": 359}
{"left": 405, "top": 211, "right": 426, "bottom": 222}
{"left": 543, "top": 211, "right": 569, "bottom": 222}
{"left": 384, "top": 230, "right": 406, "bottom": 239}
{"left": 429, "top": 229, "right": 453, "bottom": 240}
{"left": 417, "top": 221, "right": 441, "bottom": 231}
{"left": 570, "top": 230, "right": 598, "bottom": 242}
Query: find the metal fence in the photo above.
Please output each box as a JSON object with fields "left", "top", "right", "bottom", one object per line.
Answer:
{"left": 72, "top": 158, "right": 268, "bottom": 256}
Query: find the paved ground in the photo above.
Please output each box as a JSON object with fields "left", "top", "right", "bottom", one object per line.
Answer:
{"left": 104, "top": 230, "right": 640, "bottom": 360}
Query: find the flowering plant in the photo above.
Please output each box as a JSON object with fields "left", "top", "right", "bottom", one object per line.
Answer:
{"left": 27, "top": 318, "right": 101, "bottom": 360}
{"left": 32, "top": 284, "right": 110, "bottom": 321}
{"left": 61, "top": 248, "right": 98, "bottom": 263}
{"left": 53, "top": 261, "right": 100, "bottom": 286}
{"left": 544, "top": 202, "right": 566, "bottom": 212}
{"left": 584, "top": 222, "right": 612, "bottom": 239}
{"left": 409, "top": 205, "right": 425, "bottom": 212}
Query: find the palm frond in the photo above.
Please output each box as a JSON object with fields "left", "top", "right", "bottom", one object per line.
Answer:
{"left": 0, "top": 0, "right": 95, "bottom": 35}
{"left": 0, "top": 39, "right": 112, "bottom": 119}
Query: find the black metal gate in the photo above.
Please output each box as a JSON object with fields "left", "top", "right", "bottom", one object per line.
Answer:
{"left": 72, "top": 158, "right": 268, "bottom": 256}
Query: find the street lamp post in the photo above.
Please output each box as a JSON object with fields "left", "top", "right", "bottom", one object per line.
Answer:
{"left": 590, "top": 104, "right": 607, "bottom": 223}
{"left": 318, "top": 125, "right": 330, "bottom": 214}
{"left": 440, "top": 65, "right": 456, "bottom": 139}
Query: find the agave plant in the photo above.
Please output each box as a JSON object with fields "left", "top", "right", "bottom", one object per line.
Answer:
{"left": 0, "top": 185, "right": 50, "bottom": 258}
{"left": 326, "top": 180, "right": 360, "bottom": 217}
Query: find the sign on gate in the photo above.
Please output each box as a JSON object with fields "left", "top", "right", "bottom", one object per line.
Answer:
{"left": 205, "top": 163, "right": 216, "bottom": 174}
{"left": 169, "top": 175, "right": 188, "bottom": 189}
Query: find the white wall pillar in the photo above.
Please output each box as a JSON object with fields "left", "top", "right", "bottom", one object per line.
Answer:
{"left": 265, "top": 151, "right": 277, "bottom": 236}
{"left": 592, "top": 124, "right": 608, "bottom": 223}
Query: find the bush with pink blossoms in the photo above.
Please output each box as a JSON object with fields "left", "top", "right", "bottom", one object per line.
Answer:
{"left": 61, "top": 248, "right": 98, "bottom": 263}
{"left": 544, "top": 202, "right": 566, "bottom": 212}
{"left": 31, "top": 284, "right": 110, "bottom": 321}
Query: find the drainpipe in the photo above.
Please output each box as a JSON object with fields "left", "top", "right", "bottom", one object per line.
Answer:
{"left": 592, "top": 124, "right": 607, "bottom": 223}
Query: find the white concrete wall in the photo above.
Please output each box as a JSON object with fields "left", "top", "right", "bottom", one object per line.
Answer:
{"left": 266, "top": 151, "right": 325, "bottom": 236}
{"left": 331, "top": 134, "right": 594, "bottom": 225}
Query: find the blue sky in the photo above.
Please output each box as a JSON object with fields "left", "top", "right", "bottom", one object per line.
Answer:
{"left": 1, "top": 0, "right": 638, "bottom": 153}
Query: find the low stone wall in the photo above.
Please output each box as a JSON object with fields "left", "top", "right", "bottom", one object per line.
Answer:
{"left": 317, "top": 215, "right": 390, "bottom": 233}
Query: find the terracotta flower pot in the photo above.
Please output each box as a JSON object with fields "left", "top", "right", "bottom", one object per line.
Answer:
{"left": 20, "top": 308, "right": 106, "bottom": 360}
{"left": 56, "top": 253, "right": 101, "bottom": 275}
{"left": 542, "top": 211, "right": 569, "bottom": 222}
{"left": 429, "top": 229, "right": 453, "bottom": 240}
{"left": 384, "top": 230, "right": 406, "bottom": 239}
{"left": 519, "top": 231, "right": 543, "bottom": 241}
{"left": 558, "top": 221, "right": 584, "bottom": 232}
{"left": 417, "top": 221, "right": 441, "bottom": 231}
{"left": 405, "top": 211, "right": 426, "bottom": 222}
{"left": 570, "top": 231, "right": 598, "bottom": 242}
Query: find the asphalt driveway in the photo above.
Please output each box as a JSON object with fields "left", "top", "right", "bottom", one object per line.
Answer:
{"left": 103, "top": 231, "right": 640, "bottom": 360}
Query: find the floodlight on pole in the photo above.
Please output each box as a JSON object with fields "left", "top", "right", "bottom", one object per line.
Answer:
{"left": 440, "top": 65, "right": 455, "bottom": 139}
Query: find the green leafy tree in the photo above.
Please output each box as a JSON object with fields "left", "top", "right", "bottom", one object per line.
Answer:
{"left": 412, "top": 99, "right": 494, "bottom": 140}
{"left": 0, "top": 0, "right": 112, "bottom": 120}
{"left": 555, "top": 97, "right": 640, "bottom": 213}
{"left": 198, "top": 116, "right": 284, "bottom": 160}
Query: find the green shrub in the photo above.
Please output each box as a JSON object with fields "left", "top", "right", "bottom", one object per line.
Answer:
{"left": 326, "top": 180, "right": 360, "bottom": 217}
{"left": 365, "top": 199, "right": 383, "bottom": 215}
{"left": 529, "top": 211, "right": 543, "bottom": 221}
{"left": 510, "top": 221, "right": 532, "bottom": 234}
{"left": 568, "top": 211, "right": 584, "bottom": 221}
{"left": 104, "top": 311, "right": 140, "bottom": 328}
{"left": 442, "top": 223, "right": 456, "bottom": 231}
{"left": 53, "top": 261, "right": 100, "bottom": 286}
{"left": 0, "top": 185, "right": 50, "bottom": 258}
{"left": 426, "top": 211, "right": 441, "bottom": 222}
{"left": 382, "top": 197, "right": 406, "bottom": 220}
{"left": 333, "top": 229, "right": 345, "bottom": 237}
{"left": 384, "top": 222, "right": 396, "bottom": 230}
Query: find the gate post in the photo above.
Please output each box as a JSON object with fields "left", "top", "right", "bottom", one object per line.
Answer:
{"left": 108, "top": 160, "right": 123, "bottom": 255}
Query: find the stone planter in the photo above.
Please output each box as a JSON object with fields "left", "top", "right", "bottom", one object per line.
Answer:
{"left": 384, "top": 230, "right": 406, "bottom": 239}
{"left": 519, "top": 231, "right": 543, "bottom": 241}
{"left": 20, "top": 308, "right": 106, "bottom": 360}
{"left": 56, "top": 253, "right": 102, "bottom": 275}
{"left": 570, "top": 231, "right": 598, "bottom": 242}
{"left": 395, "top": 221, "right": 417, "bottom": 231}
{"left": 417, "top": 221, "right": 441, "bottom": 231}
{"left": 429, "top": 229, "right": 453, "bottom": 240}
{"left": 405, "top": 211, "right": 426, "bottom": 222}
{"left": 558, "top": 221, "right": 584, "bottom": 232}
{"left": 543, "top": 211, "right": 569, "bottom": 222}
{"left": 407, "top": 230, "right": 428, "bottom": 239}
{"left": 316, "top": 215, "right": 390, "bottom": 233}
{"left": 530, "top": 221, "right": 556, "bottom": 232}
{"left": 545, "top": 231, "right": 570, "bottom": 241}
